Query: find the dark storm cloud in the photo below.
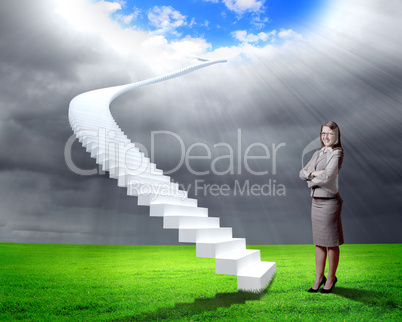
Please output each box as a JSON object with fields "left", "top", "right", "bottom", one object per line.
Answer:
{"left": 0, "top": 0, "right": 147, "bottom": 177}
{"left": 0, "top": 0, "right": 401, "bottom": 244}
{"left": 0, "top": 0, "right": 151, "bottom": 243}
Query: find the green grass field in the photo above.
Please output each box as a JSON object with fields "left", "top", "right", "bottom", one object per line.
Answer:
{"left": 0, "top": 243, "right": 400, "bottom": 321}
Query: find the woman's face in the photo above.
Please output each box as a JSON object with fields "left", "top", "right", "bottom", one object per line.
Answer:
{"left": 321, "top": 126, "right": 337, "bottom": 148}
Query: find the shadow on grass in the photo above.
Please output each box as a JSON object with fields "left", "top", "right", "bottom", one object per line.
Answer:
{"left": 114, "top": 276, "right": 275, "bottom": 321}
{"left": 333, "top": 287, "right": 399, "bottom": 309}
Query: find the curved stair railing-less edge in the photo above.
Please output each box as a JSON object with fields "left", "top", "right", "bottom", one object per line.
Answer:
{"left": 68, "top": 59, "right": 276, "bottom": 292}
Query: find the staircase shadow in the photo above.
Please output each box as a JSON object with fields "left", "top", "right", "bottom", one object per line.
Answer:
{"left": 332, "top": 287, "right": 399, "bottom": 309}
{"left": 114, "top": 277, "right": 274, "bottom": 321}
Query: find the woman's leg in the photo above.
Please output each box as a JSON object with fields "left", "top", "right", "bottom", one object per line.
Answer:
{"left": 312, "top": 245, "right": 327, "bottom": 289}
{"left": 324, "top": 246, "right": 340, "bottom": 289}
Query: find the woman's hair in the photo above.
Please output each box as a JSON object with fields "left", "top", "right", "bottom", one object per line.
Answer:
{"left": 320, "top": 121, "right": 343, "bottom": 151}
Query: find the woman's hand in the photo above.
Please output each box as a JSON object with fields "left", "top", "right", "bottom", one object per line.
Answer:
{"left": 311, "top": 170, "right": 324, "bottom": 177}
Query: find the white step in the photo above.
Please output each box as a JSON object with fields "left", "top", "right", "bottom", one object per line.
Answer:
{"left": 237, "top": 261, "right": 276, "bottom": 292}
{"left": 150, "top": 204, "right": 207, "bottom": 217}
{"left": 94, "top": 148, "right": 144, "bottom": 162}
{"left": 138, "top": 194, "right": 197, "bottom": 207}
{"left": 163, "top": 216, "right": 219, "bottom": 229}
{"left": 196, "top": 238, "right": 246, "bottom": 258}
{"left": 87, "top": 142, "right": 140, "bottom": 158}
{"left": 215, "top": 249, "right": 260, "bottom": 275}
{"left": 179, "top": 227, "right": 232, "bottom": 243}
{"left": 72, "top": 115, "right": 121, "bottom": 126}
{"left": 81, "top": 133, "right": 129, "bottom": 146}
{"left": 76, "top": 125, "right": 125, "bottom": 138}
{"left": 71, "top": 117, "right": 118, "bottom": 127}
{"left": 118, "top": 173, "right": 173, "bottom": 188}
{"left": 118, "top": 172, "right": 171, "bottom": 187}
{"left": 93, "top": 152, "right": 144, "bottom": 166}
{"left": 103, "top": 158, "right": 157, "bottom": 174}
{"left": 108, "top": 165, "right": 163, "bottom": 177}
{"left": 100, "top": 152, "right": 152, "bottom": 172}
{"left": 106, "top": 162, "right": 162, "bottom": 176}
{"left": 84, "top": 138, "right": 142, "bottom": 153}
{"left": 104, "top": 157, "right": 160, "bottom": 175}
{"left": 127, "top": 182, "right": 186, "bottom": 199}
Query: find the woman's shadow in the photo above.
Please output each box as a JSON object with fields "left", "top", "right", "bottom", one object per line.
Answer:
{"left": 332, "top": 287, "right": 399, "bottom": 309}
{"left": 114, "top": 277, "right": 274, "bottom": 321}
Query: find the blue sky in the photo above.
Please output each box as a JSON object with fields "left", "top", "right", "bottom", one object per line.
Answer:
{"left": 103, "top": 0, "right": 327, "bottom": 48}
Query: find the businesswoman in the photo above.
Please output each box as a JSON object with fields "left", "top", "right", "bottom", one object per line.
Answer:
{"left": 299, "top": 121, "right": 344, "bottom": 293}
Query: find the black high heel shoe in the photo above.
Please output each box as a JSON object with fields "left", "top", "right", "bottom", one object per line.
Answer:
{"left": 307, "top": 276, "right": 327, "bottom": 293}
{"left": 321, "top": 276, "right": 337, "bottom": 293}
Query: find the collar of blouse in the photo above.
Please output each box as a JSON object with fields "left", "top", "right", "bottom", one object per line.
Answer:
{"left": 320, "top": 146, "right": 333, "bottom": 155}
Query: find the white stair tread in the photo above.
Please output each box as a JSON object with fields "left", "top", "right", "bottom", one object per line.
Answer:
{"left": 138, "top": 194, "right": 197, "bottom": 207}
{"left": 238, "top": 261, "right": 276, "bottom": 277}
{"left": 196, "top": 238, "right": 244, "bottom": 246}
{"left": 150, "top": 204, "right": 208, "bottom": 217}
{"left": 163, "top": 216, "right": 219, "bottom": 229}
{"left": 179, "top": 227, "right": 232, "bottom": 243}
{"left": 196, "top": 238, "right": 247, "bottom": 258}
{"left": 179, "top": 227, "right": 231, "bottom": 233}
{"left": 216, "top": 249, "right": 259, "bottom": 260}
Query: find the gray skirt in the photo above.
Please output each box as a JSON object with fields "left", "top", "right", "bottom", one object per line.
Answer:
{"left": 311, "top": 196, "right": 344, "bottom": 247}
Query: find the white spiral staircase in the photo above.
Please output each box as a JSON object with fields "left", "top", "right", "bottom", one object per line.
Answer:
{"left": 68, "top": 59, "right": 276, "bottom": 292}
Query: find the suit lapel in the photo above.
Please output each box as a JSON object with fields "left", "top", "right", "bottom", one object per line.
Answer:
{"left": 315, "top": 151, "right": 327, "bottom": 169}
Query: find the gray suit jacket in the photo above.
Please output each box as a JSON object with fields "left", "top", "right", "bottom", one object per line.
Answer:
{"left": 299, "top": 148, "right": 344, "bottom": 198}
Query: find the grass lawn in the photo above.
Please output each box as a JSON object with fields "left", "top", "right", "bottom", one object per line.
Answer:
{"left": 0, "top": 243, "right": 400, "bottom": 321}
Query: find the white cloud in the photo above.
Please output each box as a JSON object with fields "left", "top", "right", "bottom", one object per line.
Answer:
{"left": 189, "top": 17, "right": 196, "bottom": 28}
{"left": 172, "top": 36, "right": 212, "bottom": 57}
{"left": 222, "top": 0, "right": 265, "bottom": 15}
{"left": 231, "top": 29, "right": 276, "bottom": 43}
{"left": 148, "top": 6, "right": 187, "bottom": 35}
{"left": 94, "top": 0, "right": 121, "bottom": 13}
{"left": 231, "top": 28, "right": 302, "bottom": 46}
{"left": 56, "top": 0, "right": 150, "bottom": 54}
{"left": 277, "top": 28, "right": 303, "bottom": 41}
{"left": 251, "top": 14, "right": 269, "bottom": 29}
{"left": 278, "top": 29, "right": 299, "bottom": 38}
{"left": 187, "top": 17, "right": 210, "bottom": 29}
{"left": 55, "top": 1, "right": 204, "bottom": 72}
{"left": 140, "top": 35, "right": 211, "bottom": 69}
{"left": 116, "top": 7, "right": 141, "bottom": 24}
{"left": 116, "top": 13, "right": 134, "bottom": 24}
